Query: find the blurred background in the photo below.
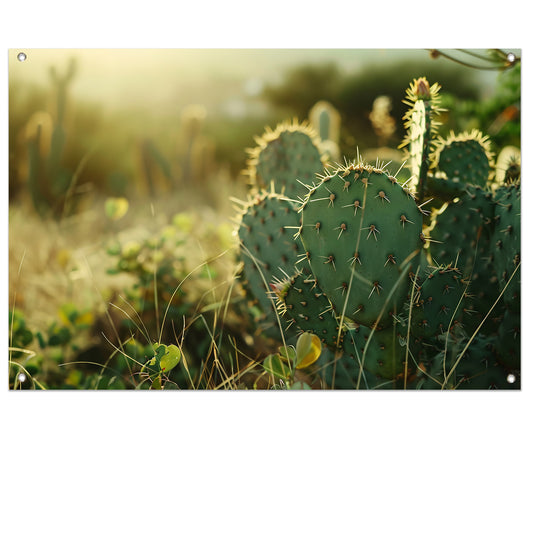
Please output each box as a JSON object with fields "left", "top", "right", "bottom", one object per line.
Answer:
{"left": 9, "top": 48, "right": 520, "bottom": 210}
{"left": 8, "top": 48, "right": 521, "bottom": 389}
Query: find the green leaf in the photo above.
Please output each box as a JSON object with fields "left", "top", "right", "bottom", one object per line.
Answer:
{"left": 262, "top": 354, "right": 291, "bottom": 381}
{"left": 278, "top": 346, "right": 296, "bottom": 364}
{"left": 18, "top": 329, "right": 34, "bottom": 347}
{"left": 47, "top": 325, "right": 72, "bottom": 346}
{"left": 160, "top": 344, "right": 182, "bottom": 373}
{"left": 36, "top": 331, "right": 46, "bottom": 349}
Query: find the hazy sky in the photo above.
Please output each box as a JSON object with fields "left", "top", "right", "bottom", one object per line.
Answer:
{"left": 9, "top": 48, "right": 485, "bottom": 109}
{"left": 9, "top": 48, "right": 515, "bottom": 126}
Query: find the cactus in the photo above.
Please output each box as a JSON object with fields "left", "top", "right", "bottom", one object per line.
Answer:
{"left": 235, "top": 189, "right": 305, "bottom": 334}
{"left": 492, "top": 181, "right": 520, "bottom": 310}
{"left": 425, "top": 334, "right": 518, "bottom": 390}
{"left": 398, "top": 77, "right": 443, "bottom": 201}
{"left": 309, "top": 100, "right": 341, "bottom": 162}
{"left": 298, "top": 160, "right": 425, "bottom": 329}
{"left": 245, "top": 120, "right": 327, "bottom": 200}
{"left": 272, "top": 271, "right": 342, "bottom": 349}
{"left": 407, "top": 265, "right": 467, "bottom": 340}
{"left": 426, "top": 130, "right": 494, "bottom": 203}
{"left": 233, "top": 74, "right": 520, "bottom": 390}
{"left": 369, "top": 95, "right": 396, "bottom": 147}
{"left": 428, "top": 185, "right": 494, "bottom": 267}
{"left": 494, "top": 146, "right": 520, "bottom": 185}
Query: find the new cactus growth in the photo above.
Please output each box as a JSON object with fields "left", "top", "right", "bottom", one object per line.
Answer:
{"left": 398, "top": 77, "right": 443, "bottom": 201}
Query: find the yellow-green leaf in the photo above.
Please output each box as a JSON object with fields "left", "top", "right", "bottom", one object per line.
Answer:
{"left": 295, "top": 332, "right": 322, "bottom": 369}
{"left": 105, "top": 197, "right": 129, "bottom": 221}
{"left": 278, "top": 346, "right": 296, "bottom": 364}
{"left": 160, "top": 344, "right": 182, "bottom": 373}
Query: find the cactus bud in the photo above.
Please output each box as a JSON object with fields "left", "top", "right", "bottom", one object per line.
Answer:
{"left": 414, "top": 77, "right": 431, "bottom": 100}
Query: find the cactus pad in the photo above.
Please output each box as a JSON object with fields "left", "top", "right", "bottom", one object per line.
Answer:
{"left": 431, "top": 130, "right": 494, "bottom": 189}
{"left": 236, "top": 190, "right": 304, "bottom": 322}
{"left": 408, "top": 265, "right": 466, "bottom": 340}
{"left": 272, "top": 271, "right": 342, "bottom": 348}
{"left": 492, "top": 182, "right": 520, "bottom": 310}
{"left": 299, "top": 161, "right": 425, "bottom": 329}
{"left": 245, "top": 120, "right": 326, "bottom": 200}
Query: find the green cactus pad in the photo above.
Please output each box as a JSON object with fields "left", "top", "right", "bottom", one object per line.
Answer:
{"left": 319, "top": 345, "right": 394, "bottom": 390}
{"left": 494, "top": 309, "right": 520, "bottom": 371}
{"left": 428, "top": 186, "right": 495, "bottom": 269}
{"left": 428, "top": 186, "right": 502, "bottom": 334}
{"left": 429, "top": 335, "right": 518, "bottom": 390}
{"left": 492, "top": 182, "right": 520, "bottom": 310}
{"left": 352, "top": 327, "right": 409, "bottom": 381}
{"left": 272, "top": 271, "right": 343, "bottom": 349}
{"left": 494, "top": 146, "right": 521, "bottom": 186}
{"left": 431, "top": 130, "right": 494, "bottom": 189}
{"left": 408, "top": 265, "right": 467, "bottom": 339}
{"left": 236, "top": 190, "right": 305, "bottom": 322}
{"left": 299, "top": 161, "right": 425, "bottom": 329}
{"left": 245, "top": 120, "right": 326, "bottom": 200}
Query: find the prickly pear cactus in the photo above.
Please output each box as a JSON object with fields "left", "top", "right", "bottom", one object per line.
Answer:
{"left": 232, "top": 72, "right": 521, "bottom": 390}
{"left": 298, "top": 160, "right": 425, "bottom": 329}
{"left": 236, "top": 190, "right": 305, "bottom": 328}
{"left": 245, "top": 120, "right": 326, "bottom": 200}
